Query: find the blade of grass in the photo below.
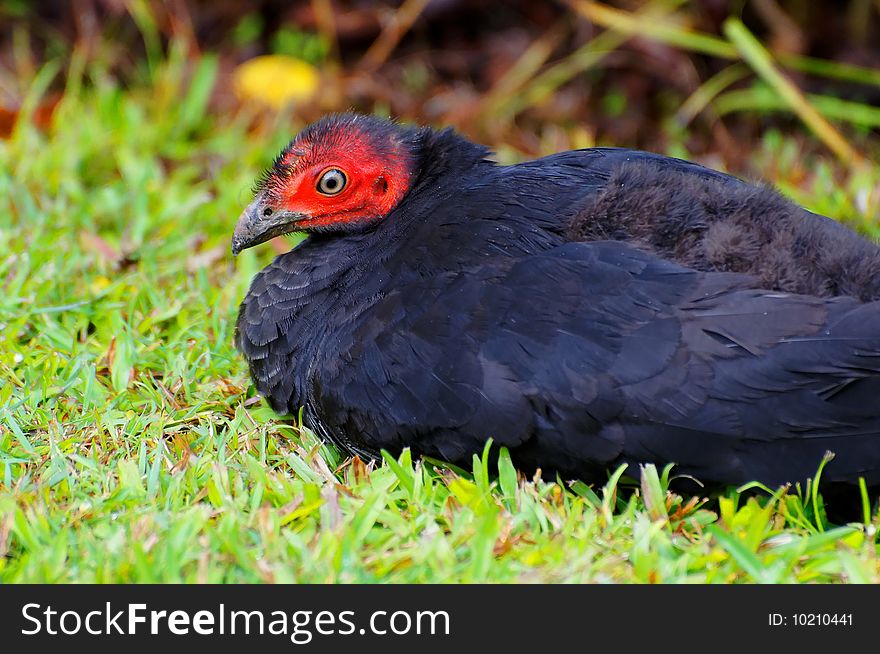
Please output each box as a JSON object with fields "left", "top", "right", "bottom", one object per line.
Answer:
{"left": 601, "top": 463, "right": 629, "bottom": 525}
{"left": 713, "top": 85, "right": 880, "bottom": 129}
{"left": 310, "top": 0, "right": 340, "bottom": 63}
{"left": 787, "top": 56, "right": 880, "bottom": 89}
{"left": 858, "top": 478, "right": 871, "bottom": 526}
{"left": 571, "top": 0, "right": 736, "bottom": 57}
{"left": 508, "top": 0, "right": 687, "bottom": 116}
{"left": 10, "top": 60, "right": 59, "bottom": 142}
{"left": 473, "top": 438, "right": 494, "bottom": 494}
{"left": 174, "top": 54, "right": 218, "bottom": 136}
{"left": 723, "top": 18, "right": 864, "bottom": 167}
{"left": 497, "top": 447, "right": 518, "bottom": 509}
{"left": 640, "top": 463, "right": 669, "bottom": 523}
{"left": 571, "top": 1, "right": 880, "bottom": 89}
{"left": 677, "top": 63, "right": 750, "bottom": 126}
{"left": 809, "top": 451, "right": 834, "bottom": 532}
{"left": 381, "top": 449, "right": 415, "bottom": 498}
{"left": 707, "top": 524, "right": 771, "bottom": 582}
{"left": 124, "top": 0, "right": 163, "bottom": 78}
{"left": 477, "top": 22, "right": 568, "bottom": 119}
{"left": 359, "top": 0, "right": 431, "bottom": 72}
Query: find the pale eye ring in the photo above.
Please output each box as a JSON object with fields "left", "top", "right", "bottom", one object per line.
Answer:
{"left": 316, "top": 168, "right": 347, "bottom": 196}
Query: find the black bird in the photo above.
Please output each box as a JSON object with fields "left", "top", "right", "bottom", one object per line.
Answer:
{"left": 233, "top": 113, "right": 880, "bottom": 491}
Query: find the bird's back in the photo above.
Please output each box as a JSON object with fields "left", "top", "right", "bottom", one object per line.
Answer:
{"left": 495, "top": 146, "right": 880, "bottom": 301}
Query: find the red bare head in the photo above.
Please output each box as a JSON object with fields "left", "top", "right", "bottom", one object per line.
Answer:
{"left": 232, "top": 114, "right": 418, "bottom": 254}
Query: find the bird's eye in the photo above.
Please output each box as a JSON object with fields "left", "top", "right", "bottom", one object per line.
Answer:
{"left": 316, "top": 168, "right": 347, "bottom": 196}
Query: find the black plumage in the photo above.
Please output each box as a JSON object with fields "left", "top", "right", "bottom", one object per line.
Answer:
{"left": 234, "top": 114, "right": 880, "bottom": 491}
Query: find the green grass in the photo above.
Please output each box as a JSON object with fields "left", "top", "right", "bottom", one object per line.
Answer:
{"left": 2, "top": 53, "right": 880, "bottom": 583}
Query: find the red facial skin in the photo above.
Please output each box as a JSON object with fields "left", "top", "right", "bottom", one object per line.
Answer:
{"left": 265, "top": 127, "right": 414, "bottom": 231}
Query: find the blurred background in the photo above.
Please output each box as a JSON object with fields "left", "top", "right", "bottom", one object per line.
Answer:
{"left": 3, "top": 0, "right": 880, "bottom": 172}
{"left": 2, "top": 1, "right": 880, "bottom": 584}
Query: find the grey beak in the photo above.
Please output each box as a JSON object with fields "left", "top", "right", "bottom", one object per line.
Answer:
{"left": 231, "top": 197, "right": 307, "bottom": 255}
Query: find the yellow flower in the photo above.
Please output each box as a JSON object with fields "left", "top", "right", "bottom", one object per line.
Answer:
{"left": 91, "top": 276, "right": 111, "bottom": 293}
{"left": 233, "top": 55, "right": 320, "bottom": 109}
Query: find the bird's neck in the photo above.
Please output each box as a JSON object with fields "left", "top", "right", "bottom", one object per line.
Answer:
{"left": 408, "top": 125, "right": 493, "bottom": 192}
{"left": 242, "top": 126, "right": 496, "bottom": 377}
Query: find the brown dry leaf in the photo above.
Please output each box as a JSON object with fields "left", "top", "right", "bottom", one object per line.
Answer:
{"left": 103, "top": 337, "right": 117, "bottom": 372}
{"left": 0, "top": 107, "right": 17, "bottom": 139}
{"left": 0, "top": 508, "right": 11, "bottom": 558}
{"left": 186, "top": 243, "right": 226, "bottom": 272}
{"left": 0, "top": 95, "right": 60, "bottom": 139}
{"left": 348, "top": 455, "right": 370, "bottom": 483}
{"left": 170, "top": 434, "right": 196, "bottom": 474}
{"left": 320, "top": 484, "right": 342, "bottom": 529}
{"left": 216, "top": 377, "right": 245, "bottom": 397}
{"left": 233, "top": 55, "right": 320, "bottom": 109}
{"left": 79, "top": 230, "right": 121, "bottom": 264}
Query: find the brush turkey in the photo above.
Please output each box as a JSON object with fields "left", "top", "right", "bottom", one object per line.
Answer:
{"left": 233, "top": 113, "right": 880, "bottom": 491}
